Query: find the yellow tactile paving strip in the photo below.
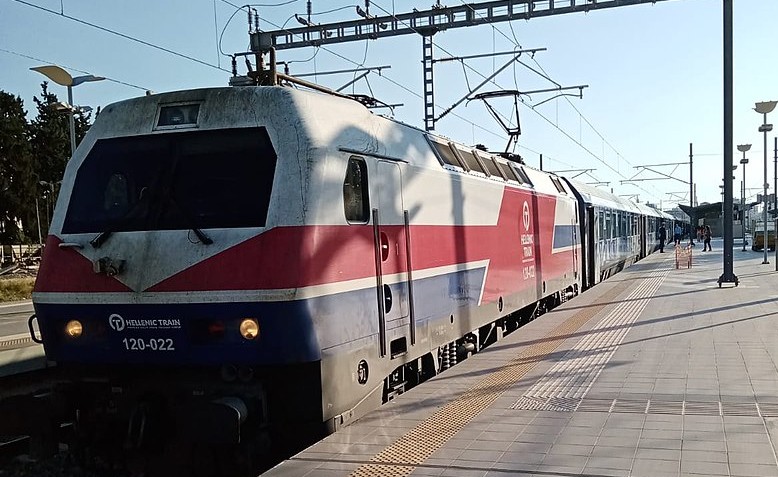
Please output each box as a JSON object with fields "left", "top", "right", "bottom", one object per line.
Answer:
{"left": 349, "top": 278, "right": 635, "bottom": 477}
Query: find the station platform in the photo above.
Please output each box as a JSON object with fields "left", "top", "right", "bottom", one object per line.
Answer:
{"left": 264, "top": 239, "right": 778, "bottom": 477}
{"left": 0, "top": 333, "right": 45, "bottom": 379}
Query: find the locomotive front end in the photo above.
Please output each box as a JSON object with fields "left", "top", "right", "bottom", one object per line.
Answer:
{"left": 30, "top": 86, "right": 326, "bottom": 472}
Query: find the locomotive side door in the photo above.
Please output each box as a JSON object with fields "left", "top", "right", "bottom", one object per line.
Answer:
{"left": 372, "top": 161, "right": 411, "bottom": 358}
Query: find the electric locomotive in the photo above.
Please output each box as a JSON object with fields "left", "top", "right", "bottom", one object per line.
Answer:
{"left": 28, "top": 83, "right": 658, "bottom": 473}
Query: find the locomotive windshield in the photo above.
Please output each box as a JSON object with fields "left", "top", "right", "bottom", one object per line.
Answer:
{"left": 62, "top": 127, "right": 277, "bottom": 235}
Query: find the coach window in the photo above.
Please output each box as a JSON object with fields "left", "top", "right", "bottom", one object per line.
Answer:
{"left": 613, "top": 211, "right": 619, "bottom": 237}
{"left": 599, "top": 210, "right": 606, "bottom": 238}
{"left": 614, "top": 211, "right": 620, "bottom": 237}
{"left": 621, "top": 213, "right": 627, "bottom": 237}
{"left": 614, "top": 211, "right": 619, "bottom": 238}
{"left": 621, "top": 212, "right": 627, "bottom": 237}
{"left": 343, "top": 157, "right": 370, "bottom": 223}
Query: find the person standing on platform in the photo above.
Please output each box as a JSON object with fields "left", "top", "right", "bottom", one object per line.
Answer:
{"left": 659, "top": 222, "right": 667, "bottom": 253}
{"left": 703, "top": 225, "right": 712, "bottom": 251}
{"left": 674, "top": 223, "right": 682, "bottom": 246}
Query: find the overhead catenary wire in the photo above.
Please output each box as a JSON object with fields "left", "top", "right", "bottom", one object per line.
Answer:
{"left": 366, "top": 1, "right": 606, "bottom": 175}
{"left": 11, "top": 0, "right": 296, "bottom": 89}
{"left": 252, "top": 12, "right": 514, "bottom": 147}
{"left": 12, "top": 0, "right": 231, "bottom": 72}
{"left": 454, "top": 0, "right": 668, "bottom": 202}
{"left": 0, "top": 47, "right": 149, "bottom": 92}
{"left": 254, "top": 2, "right": 581, "bottom": 170}
{"left": 10, "top": 0, "right": 632, "bottom": 187}
{"left": 5, "top": 0, "right": 521, "bottom": 149}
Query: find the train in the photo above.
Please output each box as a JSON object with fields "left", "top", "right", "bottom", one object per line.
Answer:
{"left": 28, "top": 84, "right": 682, "bottom": 475}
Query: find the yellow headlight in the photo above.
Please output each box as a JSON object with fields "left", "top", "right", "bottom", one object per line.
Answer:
{"left": 239, "top": 319, "right": 259, "bottom": 340}
{"left": 65, "top": 320, "right": 83, "bottom": 338}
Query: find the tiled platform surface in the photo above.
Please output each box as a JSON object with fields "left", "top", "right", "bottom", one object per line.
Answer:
{"left": 264, "top": 239, "right": 778, "bottom": 477}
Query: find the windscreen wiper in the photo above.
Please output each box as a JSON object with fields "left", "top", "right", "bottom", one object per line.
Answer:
{"left": 90, "top": 190, "right": 154, "bottom": 249}
{"left": 89, "top": 230, "right": 112, "bottom": 249}
{"left": 190, "top": 227, "right": 214, "bottom": 245}
{"left": 168, "top": 194, "right": 213, "bottom": 245}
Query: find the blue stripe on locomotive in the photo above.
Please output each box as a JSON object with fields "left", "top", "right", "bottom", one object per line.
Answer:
{"left": 35, "top": 267, "right": 486, "bottom": 366}
{"left": 35, "top": 300, "right": 320, "bottom": 365}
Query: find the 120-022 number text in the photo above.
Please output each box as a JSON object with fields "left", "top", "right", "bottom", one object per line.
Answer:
{"left": 122, "top": 337, "right": 175, "bottom": 351}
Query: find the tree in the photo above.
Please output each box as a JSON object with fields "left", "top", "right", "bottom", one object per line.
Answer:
{"left": 29, "top": 82, "right": 69, "bottom": 191}
{"left": 0, "top": 83, "right": 93, "bottom": 245}
{"left": 0, "top": 91, "right": 35, "bottom": 244}
{"left": 28, "top": 81, "right": 92, "bottom": 239}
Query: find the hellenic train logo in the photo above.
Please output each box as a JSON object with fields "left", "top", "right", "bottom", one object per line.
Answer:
{"left": 522, "top": 201, "right": 530, "bottom": 232}
{"left": 109, "top": 313, "right": 126, "bottom": 331}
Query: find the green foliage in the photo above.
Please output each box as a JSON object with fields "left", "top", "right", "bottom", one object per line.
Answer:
{"left": 0, "top": 91, "right": 34, "bottom": 243}
{"left": 0, "top": 82, "right": 93, "bottom": 244}
{"left": 30, "top": 82, "right": 70, "bottom": 187}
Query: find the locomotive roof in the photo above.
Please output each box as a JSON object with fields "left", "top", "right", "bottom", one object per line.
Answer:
{"left": 94, "top": 86, "right": 582, "bottom": 199}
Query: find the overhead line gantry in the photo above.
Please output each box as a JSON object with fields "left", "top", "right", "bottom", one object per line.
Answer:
{"left": 247, "top": 0, "right": 671, "bottom": 131}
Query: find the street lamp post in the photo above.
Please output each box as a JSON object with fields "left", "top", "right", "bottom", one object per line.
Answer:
{"left": 30, "top": 65, "right": 104, "bottom": 156}
{"left": 755, "top": 101, "right": 777, "bottom": 264}
{"left": 737, "top": 144, "right": 751, "bottom": 251}
{"left": 689, "top": 143, "right": 695, "bottom": 246}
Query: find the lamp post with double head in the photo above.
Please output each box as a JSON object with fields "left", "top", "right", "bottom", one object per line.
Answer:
{"left": 737, "top": 144, "right": 751, "bottom": 251}
{"left": 30, "top": 65, "right": 104, "bottom": 156}
{"left": 755, "top": 101, "right": 777, "bottom": 264}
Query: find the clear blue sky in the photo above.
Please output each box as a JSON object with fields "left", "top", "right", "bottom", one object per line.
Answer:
{"left": 2, "top": 0, "right": 777, "bottom": 208}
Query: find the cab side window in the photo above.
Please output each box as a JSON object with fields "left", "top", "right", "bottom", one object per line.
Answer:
{"left": 343, "top": 157, "right": 369, "bottom": 223}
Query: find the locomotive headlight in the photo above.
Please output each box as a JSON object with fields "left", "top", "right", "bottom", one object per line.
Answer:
{"left": 239, "top": 319, "right": 259, "bottom": 340}
{"left": 65, "top": 320, "right": 83, "bottom": 338}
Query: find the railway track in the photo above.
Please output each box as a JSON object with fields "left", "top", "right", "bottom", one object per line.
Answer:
{"left": 0, "top": 364, "right": 91, "bottom": 477}
{"left": 0, "top": 363, "right": 67, "bottom": 470}
{"left": 0, "top": 435, "right": 30, "bottom": 465}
